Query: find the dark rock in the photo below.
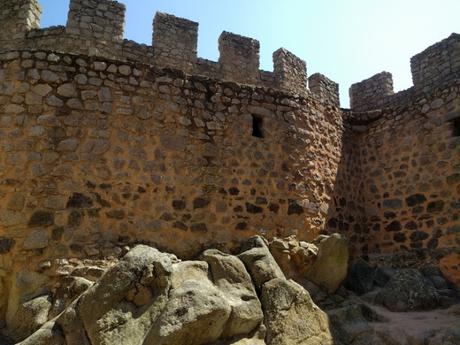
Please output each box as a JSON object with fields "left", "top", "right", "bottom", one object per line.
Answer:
{"left": 287, "top": 200, "right": 303, "bottom": 215}
{"left": 404, "top": 221, "right": 418, "bottom": 230}
{"left": 172, "top": 200, "right": 186, "bottom": 211}
{"left": 393, "top": 232, "right": 406, "bottom": 242}
{"left": 29, "top": 211, "right": 54, "bottom": 227}
{"left": 268, "top": 203, "right": 279, "bottom": 213}
{"left": 446, "top": 173, "right": 460, "bottom": 185}
{"left": 228, "top": 187, "right": 239, "bottom": 196}
{"left": 375, "top": 269, "right": 440, "bottom": 312}
{"left": 99, "top": 183, "right": 112, "bottom": 190}
{"left": 427, "top": 200, "right": 444, "bottom": 213}
{"left": 236, "top": 222, "right": 247, "bottom": 230}
{"left": 383, "top": 199, "right": 402, "bottom": 209}
{"left": 193, "top": 197, "right": 210, "bottom": 209}
{"left": 93, "top": 193, "right": 111, "bottom": 208}
{"left": 345, "top": 258, "right": 376, "bottom": 295}
{"left": 233, "top": 205, "right": 243, "bottom": 213}
{"left": 384, "top": 211, "right": 396, "bottom": 219}
{"left": 410, "top": 231, "right": 429, "bottom": 241}
{"left": 429, "top": 275, "right": 449, "bottom": 290}
{"left": 420, "top": 266, "right": 443, "bottom": 277}
{"left": 245, "top": 203, "right": 263, "bottom": 214}
{"left": 327, "top": 218, "right": 338, "bottom": 228}
{"left": 373, "top": 267, "right": 392, "bottom": 287}
{"left": 406, "top": 194, "right": 427, "bottom": 207}
{"left": 66, "top": 193, "right": 93, "bottom": 208}
{"left": 385, "top": 221, "right": 401, "bottom": 231}
{"left": 0, "top": 237, "right": 14, "bottom": 254}
{"left": 137, "top": 186, "right": 146, "bottom": 193}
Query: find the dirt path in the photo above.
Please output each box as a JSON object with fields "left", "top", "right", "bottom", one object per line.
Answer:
{"left": 368, "top": 303, "right": 460, "bottom": 343}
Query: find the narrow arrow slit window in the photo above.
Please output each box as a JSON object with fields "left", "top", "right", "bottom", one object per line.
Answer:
{"left": 252, "top": 115, "right": 264, "bottom": 138}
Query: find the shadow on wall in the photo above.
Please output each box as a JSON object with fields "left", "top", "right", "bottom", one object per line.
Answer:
{"left": 325, "top": 33, "right": 460, "bottom": 287}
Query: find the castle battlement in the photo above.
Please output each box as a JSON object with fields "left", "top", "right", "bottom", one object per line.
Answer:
{"left": 0, "top": 0, "right": 341, "bottom": 106}
{"left": 349, "top": 33, "right": 460, "bottom": 113}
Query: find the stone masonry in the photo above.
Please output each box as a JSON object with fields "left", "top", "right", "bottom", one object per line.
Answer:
{"left": 330, "top": 34, "right": 460, "bottom": 287}
{"left": 0, "top": 0, "right": 459, "bottom": 327}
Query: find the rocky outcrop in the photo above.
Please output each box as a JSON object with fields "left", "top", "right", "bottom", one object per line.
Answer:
{"left": 15, "top": 236, "right": 333, "bottom": 345}
{"left": 305, "top": 234, "right": 349, "bottom": 293}
{"left": 374, "top": 269, "right": 440, "bottom": 312}
{"left": 5, "top": 234, "right": 460, "bottom": 345}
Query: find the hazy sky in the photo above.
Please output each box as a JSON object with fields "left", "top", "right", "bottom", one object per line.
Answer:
{"left": 39, "top": 0, "right": 459, "bottom": 107}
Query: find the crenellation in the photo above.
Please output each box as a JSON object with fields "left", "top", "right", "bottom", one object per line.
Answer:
{"left": 273, "top": 48, "right": 307, "bottom": 95}
{"left": 308, "top": 73, "right": 340, "bottom": 107}
{"left": 218, "top": 31, "right": 260, "bottom": 84}
{"left": 349, "top": 71, "right": 394, "bottom": 112}
{"left": 411, "top": 33, "right": 460, "bottom": 89}
{"left": 0, "top": 0, "right": 41, "bottom": 41}
{"left": 66, "top": 0, "right": 125, "bottom": 42}
{"left": 0, "top": 1, "right": 339, "bottom": 97}
{"left": 153, "top": 12, "right": 198, "bottom": 73}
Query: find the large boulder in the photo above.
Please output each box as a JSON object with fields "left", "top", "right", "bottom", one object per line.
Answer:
{"left": 78, "top": 245, "right": 175, "bottom": 345}
{"left": 374, "top": 269, "right": 440, "bottom": 312}
{"left": 261, "top": 278, "right": 333, "bottom": 345}
{"left": 12, "top": 236, "right": 378, "bottom": 345}
{"left": 7, "top": 295, "right": 52, "bottom": 341}
{"left": 345, "top": 258, "right": 377, "bottom": 295}
{"left": 145, "top": 261, "right": 232, "bottom": 345}
{"left": 18, "top": 243, "right": 268, "bottom": 345}
{"left": 238, "top": 236, "right": 285, "bottom": 290}
{"left": 200, "top": 249, "right": 263, "bottom": 338}
{"left": 306, "top": 234, "right": 349, "bottom": 293}
{"left": 5, "top": 270, "right": 49, "bottom": 340}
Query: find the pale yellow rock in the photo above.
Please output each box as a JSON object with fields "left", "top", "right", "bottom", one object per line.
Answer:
{"left": 305, "top": 234, "right": 349, "bottom": 293}
{"left": 261, "top": 278, "right": 333, "bottom": 345}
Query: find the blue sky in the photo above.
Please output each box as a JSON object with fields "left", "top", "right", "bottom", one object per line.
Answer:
{"left": 39, "top": 0, "right": 459, "bottom": 107}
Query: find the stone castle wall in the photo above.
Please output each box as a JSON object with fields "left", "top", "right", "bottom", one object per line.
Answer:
{"left": 0, "top": 0, "right": 340, "bottom": 105}
{"left": 0, "top": 48, "right": 343, "bottom": 269}
{"left": 0, "top": 0, "right": 459, "bottom": 321}
{"left": 329, "top": 33, "right": 460, "bottom": 286}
